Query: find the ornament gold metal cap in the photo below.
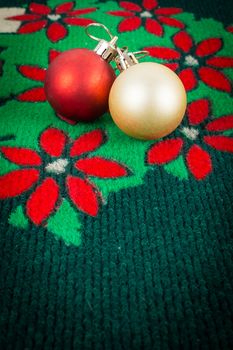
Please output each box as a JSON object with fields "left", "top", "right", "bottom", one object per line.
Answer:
{"left": 115, "top": 48, "right": 149, "bottom": 71}
{"left": 85, "top": 23, "right": 118, "bottom": 63}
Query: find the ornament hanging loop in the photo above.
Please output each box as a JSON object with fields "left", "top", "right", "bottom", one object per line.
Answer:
{"left": 85, "top": 22, "right": 115, "bottom": 42}
{"left": 85, "top": 23, "right": 118, "bottom": 63}
{"left": 133, "top": 51, "right": 149, "bottom": 61}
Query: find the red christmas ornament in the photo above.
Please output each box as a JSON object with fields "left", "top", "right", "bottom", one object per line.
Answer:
{"left": 44, "top": 24, "right": 118, "bottom": 122}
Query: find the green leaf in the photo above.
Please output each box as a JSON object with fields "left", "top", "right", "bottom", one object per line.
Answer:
{"left": 164, "top": 155, "right": 189, "bottom": 180}
{"left": 9, "top": 205, "right": 29, "bottom": 229}
{"left": 47, "top": 199, "right": 82, "bottom": 246}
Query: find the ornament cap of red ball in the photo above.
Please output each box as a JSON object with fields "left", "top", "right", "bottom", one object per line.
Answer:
{"left": 44, "top": 48, "right": 116, "bottom": 122}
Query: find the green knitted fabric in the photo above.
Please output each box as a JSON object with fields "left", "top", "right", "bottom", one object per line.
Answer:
{"left": 0, "top": 0, "right": 233, "bottom": 349}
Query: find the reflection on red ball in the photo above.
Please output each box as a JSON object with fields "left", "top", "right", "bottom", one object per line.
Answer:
{"left": 44, "top": 48, "right": 116, "bottom": 122}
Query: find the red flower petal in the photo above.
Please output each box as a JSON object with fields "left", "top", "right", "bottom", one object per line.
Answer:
{"left": 206, "top": 57, "right": 233, "bottom": 68}
{"left": 163, "top": 62, "right": 179, "bottom": 71}
{"left": 145, "top": 46, "right": 180, "bottom": 59}
{"left": 204, "top": 135, "right": 233, "bottom": 152}
{"left": 66, "top": 176, "right": 100, "bottom": 216}
{"left": 49, "top": 49, "right": 61, "bottom": 62}
{"left": 26, "top": 178, "right": 59, "bottom": 225}
{"left": 47, "top": 22, "right": 67, "bottom": 42}
{"left": 0, "top": 147, "right": 41, "bottom": 166}
{"left": 195, "top": 38, "right": 222, "bottom": 57}
{"left": 29, "top": 3, "right": 51, "bottom": 15}
{"left": 107, "top": 11, "right": 133, "bottom": 17}
{"left": 206, "top": 115, "right": 233, "bottom": 131}
{"left": 145, "top": 18, "right": 163, "bottom": 36}
{"left": 120, "top": 1, "right": 142, "bottom": 11}
{"left": 18, "top": 65, "right": 46, "bottom": 82}
{"left": 186, "top": 145, "right": 212, "bottom": 180}
{"left": 7, "top": 14, "right": 41, "bottom": 21}
{"left": 179, "top": 68, "right": 197, "bottom": 91}
{"left": 143, "top": 0, "right": 158, "bottom": 11}
{"left": 55, "top": 2, "right": 74, "bottom": 14}
{"left": 0, "top": 169, "right": 39, "bottom": 199}
{"left": 198, "top": 67, "right": 231, "bottom": 93}
{"left": 40, "top": 128, "right": 67, "bottom": 157}
{"left": 17, "top": 87, "right": 46, "bottom": 102}
{"left": 118, "top": 16, "right": 141, "bottom": 32}
{"left": 67, "top": 8, "right": 96, "bottom": 16}
{"left": 63, "top": 17, "right": 94, "bottom": 26}
{"left": 147, "top": 138, "right": 183, "bottom": 165}
{"left": 155, "top": 7, "right": 183, "bottom": 15}
{"left": 187, "top": 98, "right": 210, "bottom": 125}
{"left": 18, "top": 20, "right": 47, "bottom": 34}
{"left": 226, "top": 25, "right": 233, "bottom": 33}
{"left": 158, "top": 16, "right": 184, "bottom": 28}
{"left": 173, "top": 31, "right": 193, "bottom": 53}
{"left": 75, "top": 157, "right": 129, "bottom": 178}
{"left": 70, "top": 130, "right": 105, "bottom": 157}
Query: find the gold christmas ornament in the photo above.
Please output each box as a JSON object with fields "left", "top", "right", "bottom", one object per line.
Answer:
{"left": 109, "top": 48, "right": 187, "bottom": 140}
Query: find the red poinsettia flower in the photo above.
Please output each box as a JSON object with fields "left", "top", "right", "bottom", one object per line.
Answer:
{"left": 16, "top": 49, "right": 60, "bottom": 102}
{"left": 0, "top": 128, "right": 130, "bottom": 224}
{"left": 107, "top": 0, "right": 184, "bottom": 36}
{"left": 146, "top": 98, "right": 233, "bottom": 180}
{"left": 226, "top": 25, "right": 233, "bottom": 33}
{"left": 7, "top": 2, "right": 96, "bottom": 42}
{"left": 145, "top": 31, "right": 233, "bottom": 92}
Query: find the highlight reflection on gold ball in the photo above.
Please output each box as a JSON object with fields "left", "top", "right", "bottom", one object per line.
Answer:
{"left": 109, "top": 62, "right": 187, "bottom": 140}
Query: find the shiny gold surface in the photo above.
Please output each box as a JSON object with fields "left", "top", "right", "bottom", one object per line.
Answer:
{"left": 109, "top": 62, "right": 187, "bottom": 140}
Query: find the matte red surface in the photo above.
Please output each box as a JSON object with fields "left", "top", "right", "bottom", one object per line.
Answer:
{"left": 44, "top": 48, "right": 116, "bottom": 122}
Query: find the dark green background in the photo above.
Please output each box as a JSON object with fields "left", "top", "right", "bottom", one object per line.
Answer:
{"left": 1, "top": 152, "right": 233, "bottom": 349}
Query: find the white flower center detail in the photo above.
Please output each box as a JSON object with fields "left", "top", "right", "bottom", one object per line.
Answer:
{"left": 180, "top": 127, "right": 199, "bottom": 140}
{"left": 184, "top": 55, "right": 199, "bottom": 67}
{"left": 47, "top": 14, "right": 61, "bottom": 21}
{"left": 45, "top": 158, "right": 69, "bottom": 174}
{"left": 140, "top": 11, "right": 152, "bottom": 18}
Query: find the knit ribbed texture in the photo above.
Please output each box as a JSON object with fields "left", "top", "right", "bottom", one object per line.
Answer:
{"left": 0, "top": 0, "right": 233, "bottom": 349}
{"left": 1, "top": 163, "right": 233, "bottom": 349}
